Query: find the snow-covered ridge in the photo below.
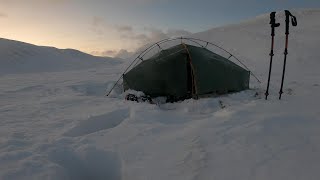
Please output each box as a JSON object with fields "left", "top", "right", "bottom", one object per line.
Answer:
{"left": 0, "top": 38, "right": 121, "bottom": 75}
{"left": 190, "top": 8, "right": 320, "bottom": 85}
{"left": 236, "top": 9, "right": 320, "bottom": 25}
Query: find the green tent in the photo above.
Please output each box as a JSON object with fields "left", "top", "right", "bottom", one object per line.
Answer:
{"left": 123, "top": 43, "right": 250, "bottom": 100}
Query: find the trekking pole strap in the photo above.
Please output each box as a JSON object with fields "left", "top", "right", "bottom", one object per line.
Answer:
{"left": 285, "top": 10, "right": 297, "bottom": 35}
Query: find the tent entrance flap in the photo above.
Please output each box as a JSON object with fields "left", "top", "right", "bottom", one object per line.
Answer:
{"left": 186, "top": 54, "right": 192, "bottom": 97}
{"left": 182, "top": 43, "right": 198, "bottom": 98}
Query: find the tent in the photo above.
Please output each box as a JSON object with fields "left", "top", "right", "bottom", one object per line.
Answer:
{"left": 123, "top": 43, "right": 250, "bottom": 100}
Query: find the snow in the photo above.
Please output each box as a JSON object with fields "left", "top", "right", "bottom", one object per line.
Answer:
{"left": 0, "top": 38, "right": 121, "bottom": 75}
{"left": 1, "top": 9, "right": 320, "bottom": 180}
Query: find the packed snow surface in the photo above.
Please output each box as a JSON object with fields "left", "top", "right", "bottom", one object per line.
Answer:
{"left": 0, "top": 9, "right": 320, "bottom": 180}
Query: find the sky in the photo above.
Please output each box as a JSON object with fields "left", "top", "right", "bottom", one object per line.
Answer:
{"left": 0, "top": 0, "right": 319, "bottom": 57}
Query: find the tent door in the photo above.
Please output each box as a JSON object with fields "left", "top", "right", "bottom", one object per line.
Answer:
{"left": 186, "top": 56, "right": 193, "bottom": 97}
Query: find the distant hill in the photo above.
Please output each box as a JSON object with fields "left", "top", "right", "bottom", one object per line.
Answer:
{"left": 190, "top": 9, "right": 320, "bottom": 80}
{"left": 0, "top": 38, "right": 121, "bottom": 75}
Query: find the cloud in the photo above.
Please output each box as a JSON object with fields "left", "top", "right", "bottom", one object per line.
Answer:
{"left": 90, "top": 16, "right": 109, "bottom": 36}
{"left": 167, "top": 29, "right": 192, "bottom": 37}
{"left": 115, "top": 25, "right": 133, "bottom": 32}
{"left": 88, "top": 16, "right": 191, "bottom": 58}
{"left": 122, "top": 27, "right": 192, "bottom": 46}
{"left": 39, "top": 0, "right": 70, "bottom": 4}
{"left": 91, "top": 50, "right": 118, "bottom": 57}
{"left": 90, "top": 26, "right": 191, "bottom": 58}
{"left": 143, "top": 27, "right": 168, "bottom": 42}
{"left": 98, "top": 0, "right": 171, "bottom": 6}
{"left": 90, "top": 17, "right": 133, "bottom": 36}
{"left": 88, "top": 13, "right": 191, "bottom": 49}
{"left": 91, "top": 48, "right": 135, "bottom": 59}
{"left": 0, "top": 12, "right": 7, "bottom": 18}
{"left": 93, "top": 27, "right": 192, "bottom": 58}
{"left": 0, "top": 0, "right": 70, "bottom": 3}
{"left": 115, "top": 49, "right": 135, "bottom": 59}
{"left": 47, "top": 0, "right": 69, "bottom": 3}
{"left": 92, "top": 16, "right": 105, "bottom": 27}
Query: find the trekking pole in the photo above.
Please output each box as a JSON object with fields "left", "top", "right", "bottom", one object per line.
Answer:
{"left": 265, "top": 12, "right": 280, "bottom": 100}
{"left": 279, "top": 10, "right": 297, "bottom": 100}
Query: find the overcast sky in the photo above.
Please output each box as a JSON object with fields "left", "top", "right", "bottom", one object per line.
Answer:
{"left": 0, "top": 0, "right": 319, "bottom": 57}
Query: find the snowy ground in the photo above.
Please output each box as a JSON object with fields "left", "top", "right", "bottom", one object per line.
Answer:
{"left": 1, "top": 9, "right": 320, "bottom": 180}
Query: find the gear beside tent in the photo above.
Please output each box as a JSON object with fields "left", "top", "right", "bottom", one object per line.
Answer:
{"left": 106, "top": 38, "right": 260, "bottom": 102}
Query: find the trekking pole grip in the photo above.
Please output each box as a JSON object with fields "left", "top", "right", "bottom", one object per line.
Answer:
{"left": 270, "top": 12, "right": 280, "bottom": 36}
{"left": 284, "top": 10, "right": 297, "bottom": 35}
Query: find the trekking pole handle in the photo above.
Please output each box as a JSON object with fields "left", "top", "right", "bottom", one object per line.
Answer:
{"left": 284, "top": 10, "right": 297, "bottom": 35}
{"left": 270, "top": 12, "right": 280, "bottom": 36}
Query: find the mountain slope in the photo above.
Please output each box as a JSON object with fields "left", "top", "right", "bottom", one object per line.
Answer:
{"left": 0, "top": 38, "right": 121, "bottom": 75}
{"left": 190, "top": 9, "right": 320, "bottom": 86}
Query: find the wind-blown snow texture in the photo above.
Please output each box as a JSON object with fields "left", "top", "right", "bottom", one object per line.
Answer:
{"left": 1, "top": 9, "right": 320, "bottom": 180}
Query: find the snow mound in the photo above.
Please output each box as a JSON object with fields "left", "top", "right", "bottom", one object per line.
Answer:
{"left": 64, "top": 109, "right": 130, "bottom": 137}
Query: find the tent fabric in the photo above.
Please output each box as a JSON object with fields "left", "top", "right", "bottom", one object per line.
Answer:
{"left": 123, "top": 44, "right": 250, "bottom": 99}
